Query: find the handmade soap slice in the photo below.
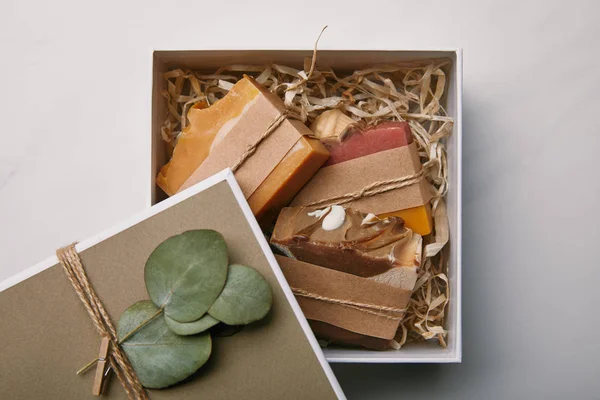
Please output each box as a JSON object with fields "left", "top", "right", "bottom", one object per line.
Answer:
{"left": 292, "top": 122, "right": 433, "bottom": 235}
{"left": 277, "top": 255, "right": 412, "bottom": 341}
{"left": 157, "top": 78, "right": 263, "bottom": 196}
{"left": 323, "top": 121, "right": 413, "bottom": 166}
{"left": 318, "top": 121, "right": 432, "bottom": 235}
{"left": 157, "top": 76, "right": 329, "bottom": 220}
{"left": 248, "top": 135, "right": 329, "bottom": 220}
{"left": 271, "top": 206, "right": 421, "bottom": 290}
{"left": 379, "top": 203, "right": 432, "bottom": 236}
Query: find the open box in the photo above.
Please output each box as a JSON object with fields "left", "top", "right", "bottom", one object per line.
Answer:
{"left": 149, "top": 49, "right": 462, "bottom": 363}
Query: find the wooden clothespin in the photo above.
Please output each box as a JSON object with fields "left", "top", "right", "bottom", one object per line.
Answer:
{"left": 92, "top": 337, "right": 111, "bottom": 396}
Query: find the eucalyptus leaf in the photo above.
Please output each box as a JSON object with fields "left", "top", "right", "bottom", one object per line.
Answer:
{"left": 208, "top": 264, "right": 273, "bottom": 325}
{"left": 117, "top": 301, "right": 212, "bottom": 389}
{"left": 165, "top": 313, "right": 219, "bottom": 336}
{"left": 145, "top": 230, "right": 228, "bottom": 322}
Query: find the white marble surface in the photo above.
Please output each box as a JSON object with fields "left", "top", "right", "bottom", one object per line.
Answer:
{"left": 1, "top": 0, "right": 599, "bottom": 398}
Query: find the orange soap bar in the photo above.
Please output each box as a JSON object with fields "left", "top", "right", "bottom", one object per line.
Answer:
{"left": 157, "top": 78, "right": 262, "bottom": 196}
{"left": 157, "top": 76, "right": 329, "bottom": 220}
{"left": 248, "top": 136, "right": 329, "bottom": 220}
{"left": 379, "top": 203, "right": 433, "bottom": 236}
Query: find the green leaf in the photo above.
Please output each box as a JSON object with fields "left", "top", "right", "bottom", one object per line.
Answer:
{"left": 164, "top": 313, "right": 219, "bottom": 336}
{"left": 208, "top": 264, "right": 273, "bottom": 325}
{"left": 145, "top": 230, "right": 228, "bottom": 322}
{"left": 117, "top": 301, "right": 212, "bottom": 389}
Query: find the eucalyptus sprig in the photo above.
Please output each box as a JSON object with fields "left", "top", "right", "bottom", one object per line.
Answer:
{"left": 116, "top": 230, "right": 273, "bottom": 389}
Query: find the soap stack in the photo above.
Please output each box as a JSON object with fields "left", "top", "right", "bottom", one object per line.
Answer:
{"left": 157, "top": 78, "right": 433, "bottom": 350}
{"left": 157, "top": 76, "right": 329, "bottom": 221}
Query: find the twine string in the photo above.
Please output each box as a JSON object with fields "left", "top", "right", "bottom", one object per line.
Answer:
{"left": 306, "top": 160, "right": 435, "bottom": 209}
{"left": 291, "top": 288, "right": 406, "bottom": 321}
{"left": 230, "top": 111, "right": 289, "bottom": 173}
{"left": 56, "top": 244, "right": 148, "bottom": 400}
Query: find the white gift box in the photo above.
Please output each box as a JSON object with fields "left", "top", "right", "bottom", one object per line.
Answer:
{"left": 149, "top": 49, "right": 463, "bottom": 364}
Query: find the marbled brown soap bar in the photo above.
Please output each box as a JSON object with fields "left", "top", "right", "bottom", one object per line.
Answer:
{"left": 271, "top": 206, "right": 421, "bottom": 290}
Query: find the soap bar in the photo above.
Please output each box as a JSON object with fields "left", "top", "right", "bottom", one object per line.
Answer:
{"left": 248, "top": 135, "right": 329, "bottom": 220}
{"left": 324, "top": 121, "right": 413, "bottom": 166}
{"left": 300, "top": 121, "right": 433, "bottom": 235}
{"left": 157, "top": 77, "right": 328, "bottom": 220}
{"left": 271, "top": 206, "right": 421, "bottom": 290}
{"left": 157, "top": 78, "right": 263, "bottom": 196}
{"left": 277, "top": 255, "right": 412, "bottom": 340}
{"left": 379, "top": 203, "right": 433, "bottom": 236}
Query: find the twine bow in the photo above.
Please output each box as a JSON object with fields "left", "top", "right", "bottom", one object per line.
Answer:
{"left": 56, "top": 244, "right": 148, "bottom": 399}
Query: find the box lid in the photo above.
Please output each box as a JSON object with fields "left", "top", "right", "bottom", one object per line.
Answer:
{"left": 0, "top": 169, "right": 345, "bottom": 399}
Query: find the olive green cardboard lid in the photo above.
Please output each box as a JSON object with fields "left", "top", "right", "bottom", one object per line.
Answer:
{"left": 0, "top": 169, "right": 345, "bottom": 400}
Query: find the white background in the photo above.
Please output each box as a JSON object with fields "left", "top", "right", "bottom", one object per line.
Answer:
{"left": 1, "top": 0, "right": 599, "bottom": 398}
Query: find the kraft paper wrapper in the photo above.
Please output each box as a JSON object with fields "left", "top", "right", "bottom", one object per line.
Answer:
{"left": 291, "top": 142, "right": 432, "bottom": 214}
{"left": 178, "top": 90, "right": 309, "bottom": 199}
{"left": 0, "top": 181, "right": 338, "bottom": 400}
{"left": 276, "top": 256, "right": 411, "bottom": 340}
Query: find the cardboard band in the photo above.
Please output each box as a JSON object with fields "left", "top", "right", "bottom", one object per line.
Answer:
{"left": 291, "top": 143, "right": 433, "bottom": 214}
{"left": 178, "top": 101, "right": 306, "bottom": 198}
{"left": 305, "top": 164, "right": 429, "bottom": 208}
{"left": 56, "top": 244, "right": 148, "bottom": 400}
{"left": 277, "top": 255, "right": 411, "bottom": 340}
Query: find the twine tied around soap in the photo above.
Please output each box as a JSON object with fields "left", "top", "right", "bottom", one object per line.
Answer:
{"left": 230, "top": 111, "right": 292, "bottom": 173}
{"left": 305, "top": 159, "right": 435, "bottom": 209}
{"left": 56, "top": 244, "right": 148, "bottom": 400}
{"left": 291, "top": 288, "right": 406, "bottom": 320}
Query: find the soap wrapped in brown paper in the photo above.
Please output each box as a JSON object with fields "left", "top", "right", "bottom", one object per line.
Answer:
{"left": 276, "top": 256, "right": 412, "bottom": 345}
{"left": 178, "top": 106, "right": 305, "bottom": 197}
{"left": 291, "top": 142, "right": 432, "bottom": 215}
{"left": 160, "top": 77, "right": 329, "bottom": 220}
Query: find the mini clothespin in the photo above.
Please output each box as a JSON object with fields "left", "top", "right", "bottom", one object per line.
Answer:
{"left": 92, "top": 337, "right": 111, "bottom": 395}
